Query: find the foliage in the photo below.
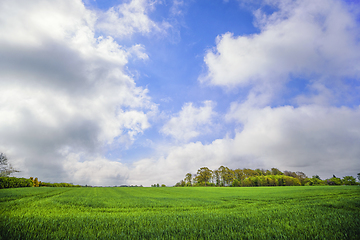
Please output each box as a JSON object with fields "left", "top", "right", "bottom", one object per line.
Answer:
{"left": 34, "top": 177, "right": 39, "bottom": 187}
{"left": 0, "top": 177, "right": 33, "bottom": 189}
{"left": 177, "top": 166, "right": 308, "bottom": 187}
{"left": 305, "top": 176, "right": 326, "bottom": 186}
{"left": 151, "top": 183, "right": 162, "bottom": 187}
{"left": 0, "top": 186, "right": 359, "bottom": 239}
{"left": 232, "top": 179, "right": 240, "bottom": 187}
{"left": 342, "top": 176, "right": 357, "bottom": 185}
{"left": 184, "top": 173, "right": 192, "bottom": 186}
{"left": 327, "top": 177, "right": 343, "bottom": 185}
{"left": 176, "top": 166, "right": 358, "bottom": 188}
{"left": 271, "top": 168, "right": 283, "bottom": 175}
{"left": 38, "top": 181, "right": 81, "bottom": 187}
{"left": 241, "top": 175, "right": 301, "bottom": 187}
{"left": 194, "top": 167, "right": 213, "bottom": 186}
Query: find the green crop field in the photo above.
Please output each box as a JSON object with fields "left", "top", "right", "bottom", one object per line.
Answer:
{"left": 0, "top": 186, "right": 359, "bottom": 239}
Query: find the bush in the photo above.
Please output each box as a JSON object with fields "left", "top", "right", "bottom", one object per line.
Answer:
{"left": 342, "top": 176, "right": 357, "bottom": 185}
{"left": 232, "top": 179, "right": 240, "bottom": 187}
{"left": 0, "top": 177, "right": 33, "bottom": 189}
{"left": 240, "top": 175, "right": 301, "bottom": 187}
{"left": 304, "top": 177, "right": 325, "bottom": 186}
{"left": 38, "top": 181, "right": 81, "bottom": 187}
{"left": 327, "top": 177, "right": 342, "bottom": 185}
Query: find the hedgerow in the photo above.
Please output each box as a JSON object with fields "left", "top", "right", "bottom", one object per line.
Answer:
{"left": 0, "top": 177, "right": 33, "bottom": 189}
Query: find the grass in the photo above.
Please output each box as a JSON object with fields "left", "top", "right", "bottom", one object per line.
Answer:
{"left": 0, "top": 186, "right": 359, "bottom": 239}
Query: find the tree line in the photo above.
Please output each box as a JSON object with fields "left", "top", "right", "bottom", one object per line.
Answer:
{"left": 174, "top": 166, "right": 360, "bottom": 187}
{"left": 0, "top": 152, "right": 81, "bottom": 188}
{"left": 0, "top": 176, "right": 81, "bottom": 189}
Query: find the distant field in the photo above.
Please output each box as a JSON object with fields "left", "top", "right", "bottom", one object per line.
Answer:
{"left": 0, "top": 186, "right": 359, "bottom": 239}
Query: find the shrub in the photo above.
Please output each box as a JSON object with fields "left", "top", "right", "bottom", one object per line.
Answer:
{"left": 342, "top": 176, "right": 357, "bottom": 185}
{"left": 0, "top": 177, "right": 33, "bottom": 189}
{"left": 327, "top": 177, "right": 342, "bottom": 185}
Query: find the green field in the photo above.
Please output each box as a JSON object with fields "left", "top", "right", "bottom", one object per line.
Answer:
{"left": 0, "top": 186, "right": 359, "bottom": 239}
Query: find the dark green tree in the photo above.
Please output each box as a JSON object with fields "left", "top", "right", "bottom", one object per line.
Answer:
{"left": 313, "top": 175, "right": 321, "bottom": 180}
{"left": 271, "top": 168, "right": 283, "bottom": 175}
{"left": 342, "top": 176, "right": 356, "bottom": 185}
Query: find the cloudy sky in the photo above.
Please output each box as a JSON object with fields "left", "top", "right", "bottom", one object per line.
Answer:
{"left": 1, "top": 0, "right": 360, "bottom": 186}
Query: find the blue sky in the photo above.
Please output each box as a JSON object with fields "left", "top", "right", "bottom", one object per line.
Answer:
{"left": 1, "top": 0, "right": 360, "bottom": 186}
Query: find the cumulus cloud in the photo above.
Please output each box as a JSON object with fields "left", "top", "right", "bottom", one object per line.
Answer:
{"left": 0, "top": 0, "right": 156, "bottom": 185}
{"left": 201, "top": 0, "right": 360, "bottom": 101}
{"left": 1, "top": 0, "right": 359, "bottom": 187}
{"left": 127, "top": 139, "right": 234, "bottom": 186}
{"left": 127, "top": 104, "right": 360, "bottom": 186}
{"left": 226, "top": 104, "right": 360, "bottom": 177}
{"left": 63, "top": 153, "right": 129, "bottom": 186}
{"left": 96, "top": 0, "right": 169, "bottom": 38}
{"left": 160, "top": 101, "right": 216, "bottom": 142}
{"left": 126, "top": 0, "right": 360, "bottom": 186}
{"left": 165, "top": 0, "right": 360, "bottom": 184}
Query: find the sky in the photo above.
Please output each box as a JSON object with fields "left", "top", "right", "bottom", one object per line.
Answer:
{"left": 1, "top": 0, "right": 360, "bottom": 186}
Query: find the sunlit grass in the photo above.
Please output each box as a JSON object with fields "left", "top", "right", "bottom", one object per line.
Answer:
{"left": 0, "top": 186, "right": 359, "bottom": 239}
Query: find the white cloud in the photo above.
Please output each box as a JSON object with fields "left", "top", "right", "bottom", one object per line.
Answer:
{"left": 128, "top": 44, "right": 149, "bottom": 60}
{"left": 201, "top": 0, "right": 360, "bottom": 101}
{"left": 128, "top": 104, "right": 360, "bottom": 186}
{"left": 170, "top": 0, "right": 184, "bottom": 16}
{"left": 160, "top": 101, "right": 216, "bottom": 142}
{"left": 227, "top": 104, "right": 360, "bottom": 177}
{"left": 0, "top": 0, "right": 156, "bottom": 185}
{"left": 63, "top": 153, "right": 129, "bottom": 186}
{"left": 125, "top": 0, "right": 360, "bottom": 186}
{"left": 96, "top": 0, "right": 169, "bottom": 38}
{"left": 127, "top": 138, "right": 237, "bottom": 186}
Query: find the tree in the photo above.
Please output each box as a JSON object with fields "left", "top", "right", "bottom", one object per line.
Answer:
{"left": 234, "top": 169, "right": 245, "bottom": 181}
{"left": 243, "top": 168, "right": 258, "bottom": 178}
{"left": 218, "top": 166, "right": 227, "bottom": 186}
{"left": 265, "top": 170, "right": 272, "bottom": 175}
{"left": 223, "top": 168, "right": 235, "bottom": 186}
{"left": 232, "top": 179, "right": 240, "bottom": 187}
{"left": 195, "top": 167, "right": 213, "bottom": 186}
{"left": 255, "top": 168, "right": 265, "bottom": 176}
{"left": 213, "top": 170, "right": 221, "bottom": 186}
{"left": 357, "top": 173, "right": 360, "bottom": 182}
{"left": 34, "top": 177, "right": 39, "bottom": 187}
{"left": 184, "top": 173, "right": 192, "bottom": 186}
{"left": 284, "top": 171, "right": 297, "bottom": 178}
{"left": 0, "top": 153, "right": 19, "bottom": 177}
{"left": 342, "top": 176, "right": 356, "bottom": 185}
{"left": 295, "top": 171, "right": 308, "bottom": 185}
{"left": 327, "top": 176, "right": 342, "bottom": 185}
{"left": 271, "top": 168, "right": 283, "bottom": 175}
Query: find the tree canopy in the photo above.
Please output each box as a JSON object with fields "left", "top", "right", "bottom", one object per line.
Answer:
{"left": 175, "top": 166, "right": 360, "bottom": 187}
